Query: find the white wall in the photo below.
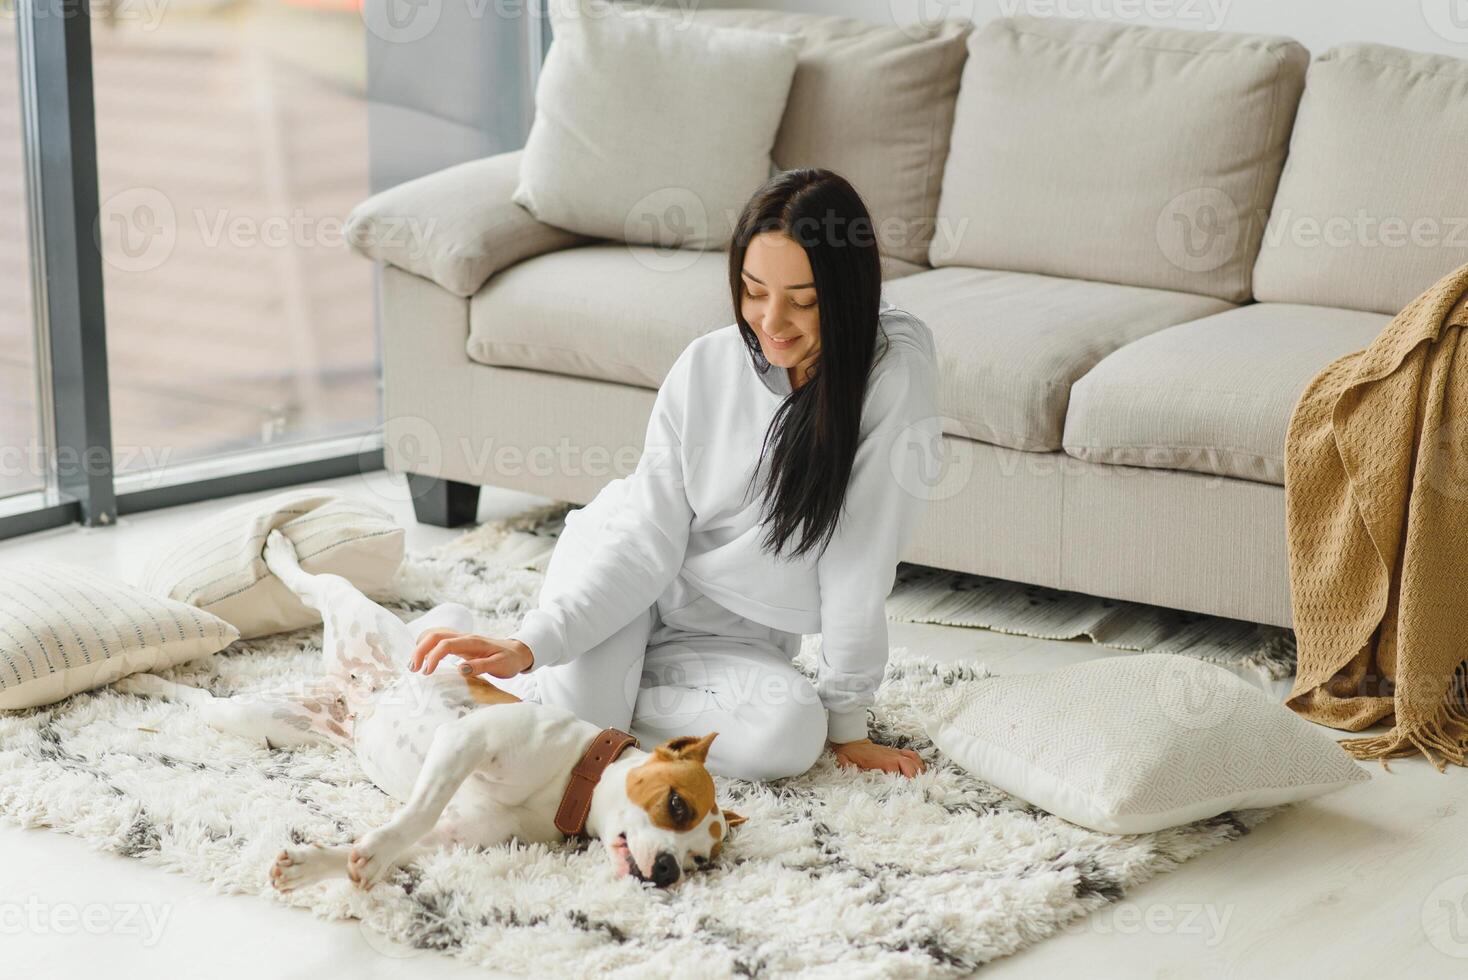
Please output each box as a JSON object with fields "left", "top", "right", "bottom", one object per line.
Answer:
{"left": 697, "top": 0, "right": 1468, "bottom": 58}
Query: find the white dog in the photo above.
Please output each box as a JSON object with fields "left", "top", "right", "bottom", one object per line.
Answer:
{"left": 115, "top": 531, "right": 743, "bottom": 892}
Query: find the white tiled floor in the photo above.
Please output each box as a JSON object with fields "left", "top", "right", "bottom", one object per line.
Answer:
{"left": 1, "top": 473, "right": 1463, "bottom": 979}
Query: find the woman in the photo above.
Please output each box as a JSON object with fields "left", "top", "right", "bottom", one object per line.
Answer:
{"left": 410, "top": 169, "right": 941, "bottom": 781}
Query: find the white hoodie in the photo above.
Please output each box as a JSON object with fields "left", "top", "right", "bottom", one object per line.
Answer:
{"left": 510, "top": 301, "right": 942, "bottom": 743}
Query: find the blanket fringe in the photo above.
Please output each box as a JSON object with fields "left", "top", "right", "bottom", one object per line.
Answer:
{"left": 1336, "top": 662, "right": 1468, "bottom": 772}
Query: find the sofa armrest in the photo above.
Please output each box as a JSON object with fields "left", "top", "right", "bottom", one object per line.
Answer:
{"left": 346, "top": 150, "right": 591, "bottom": 298}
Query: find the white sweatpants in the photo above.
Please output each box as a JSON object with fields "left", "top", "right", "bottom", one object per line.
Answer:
{"left": 501, "top": 498, "right": 829, "bottom": 781}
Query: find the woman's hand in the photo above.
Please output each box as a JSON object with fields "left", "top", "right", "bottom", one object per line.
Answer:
{"left": 830, "top": 739, "right": 926, "bottom": 778}
{"left": 409, "top": 629, "right": 534, "bottom": 679}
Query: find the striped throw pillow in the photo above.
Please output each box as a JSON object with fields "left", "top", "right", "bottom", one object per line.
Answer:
{"left": 138, "top": 488, "right": 405, "bottom": 639}
{"left": 0, "top": 563, "right": 239, "bottom": 710}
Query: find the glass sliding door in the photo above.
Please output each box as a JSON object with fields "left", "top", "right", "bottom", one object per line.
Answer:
{"left": 2, "top": 0, "right": 550, "bottom": 541}
{"left": 90, "top": 0, "right": 379, "bottom": 490}
{"left": 0, "top": 6, "right": 44, "bottom": 504}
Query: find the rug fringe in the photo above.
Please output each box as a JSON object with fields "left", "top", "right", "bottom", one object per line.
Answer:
{"left": 499, "top": 500, "right": 574, "bottom": 534}
{"left": 425, "top": 501, "right": 572, "bottom": 561}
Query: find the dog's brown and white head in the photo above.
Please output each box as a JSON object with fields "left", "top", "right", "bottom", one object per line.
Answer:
{"left": 607, "top": 733, "right": 744, "bottom": 888}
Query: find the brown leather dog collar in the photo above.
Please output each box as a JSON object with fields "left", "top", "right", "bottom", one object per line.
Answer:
{"left": 555, "top": 728, "right": 639, "bottom": 838}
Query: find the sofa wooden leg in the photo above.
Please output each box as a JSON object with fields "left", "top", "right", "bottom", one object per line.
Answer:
{"left": 407, "top": 475, "right": 481, "bottom": 527}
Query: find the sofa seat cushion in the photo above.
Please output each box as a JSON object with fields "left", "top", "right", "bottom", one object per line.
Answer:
{"left": 1063, "top": 303, "right": 1390, "bottom": 484}
{"left": 468, "top": 245, "right": 928, "bottom": 389}
{"left": 883, "top": 268, "right": 1232, "bottom": 451}
{"left": 468, "top": 245, "right": 732, "bottom": 389}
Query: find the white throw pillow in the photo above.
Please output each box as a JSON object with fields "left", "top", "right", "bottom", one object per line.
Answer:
{"left": 925, "top": 654, "right": 1368, "bottom": 834}
{"left": 137, "top": 488, "right": 405, "bottom": 639}
{"left": 512, "top": 0, "right": 800, "bottom": 249}
{"left": 0, "top": 564, "right": 238, "bottom": 710}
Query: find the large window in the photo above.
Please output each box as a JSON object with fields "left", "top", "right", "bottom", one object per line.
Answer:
{"left": 92, "top": 2, "right": 378, "bottom": 487}
{"left": 0, "top": 0, "right": 382, "bottom": 538}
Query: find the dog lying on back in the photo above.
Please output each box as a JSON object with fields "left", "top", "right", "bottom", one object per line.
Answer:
{"left": 116, "top": 530, "right": 743, "bottom": 891}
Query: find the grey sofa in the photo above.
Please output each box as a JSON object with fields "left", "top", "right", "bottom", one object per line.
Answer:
{"left": 347, "top": 12, "right": 1468, "bottom": 630}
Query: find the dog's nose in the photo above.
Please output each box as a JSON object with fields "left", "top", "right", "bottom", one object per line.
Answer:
{"left": 650, "top": 852, "right": 680, "bottom": 888}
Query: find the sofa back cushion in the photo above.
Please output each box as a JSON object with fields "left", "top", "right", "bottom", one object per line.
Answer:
{"left": 687, "top": 7, "right": 971, "bottom": 266}
{"left": 931, "top": 17, "right": 1307, "bottom": 303}
{"left": 1252, "top": 44, "right": 1468, "bottom": 315}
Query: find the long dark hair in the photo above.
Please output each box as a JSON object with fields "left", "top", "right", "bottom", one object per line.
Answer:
{"left": 729, "top": 169, "right": 883, "bottom": 562}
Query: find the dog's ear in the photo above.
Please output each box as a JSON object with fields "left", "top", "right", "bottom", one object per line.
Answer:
{"left": 655, "top": 732, "right": 717, "bottom": 764}
{"left": 720, "top": 807, "right": 746, "bottom": 829}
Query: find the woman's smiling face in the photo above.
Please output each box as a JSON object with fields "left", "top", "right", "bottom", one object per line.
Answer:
{"left": 740, "top": 232, "right": 821, "bottom": 387}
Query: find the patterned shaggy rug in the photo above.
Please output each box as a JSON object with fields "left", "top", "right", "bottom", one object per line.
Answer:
{"left": 0, "top": 505, "right": 1276, "bottom": 977}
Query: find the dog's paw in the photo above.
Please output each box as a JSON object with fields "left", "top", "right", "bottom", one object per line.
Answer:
{"left": 269, "top": 848, "right": 309, "bottom": 892}
{"left": 269, "top": 845, "right": 343, "bottom": 892}
{"left": 347, "top": 828, "right": 404, "bottom": 891}
{"left": 262, "top": 529, "right": 300, "bottom": 577}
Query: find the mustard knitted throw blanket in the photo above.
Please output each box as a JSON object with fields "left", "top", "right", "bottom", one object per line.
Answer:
{"left": 1285, "top": 262, "right": 1468, "bottom": 769}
